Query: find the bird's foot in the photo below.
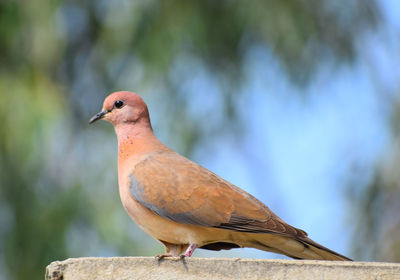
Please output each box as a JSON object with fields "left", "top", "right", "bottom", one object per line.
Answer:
{"left": 156, "top": 243, "right": 198, "bottom": 260}
{"left": 155, "top": 253, "right": 176, "bottom": 260}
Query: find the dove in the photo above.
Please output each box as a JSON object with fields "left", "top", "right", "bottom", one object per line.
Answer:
{"left": 89, "top": 91, "right": 351, "bottom": 261}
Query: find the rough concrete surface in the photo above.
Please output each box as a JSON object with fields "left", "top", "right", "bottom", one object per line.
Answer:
{"left": 45, "top": 257, "right": 400, "bottom": 280}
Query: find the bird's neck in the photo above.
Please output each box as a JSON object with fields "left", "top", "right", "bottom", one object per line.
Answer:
{"left": 114, "top": 122, "right": 168, "bottom": 164}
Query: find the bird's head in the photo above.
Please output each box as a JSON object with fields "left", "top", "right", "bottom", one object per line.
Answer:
{"left": 89, "top": 91, "right": 150, "bottom": 126}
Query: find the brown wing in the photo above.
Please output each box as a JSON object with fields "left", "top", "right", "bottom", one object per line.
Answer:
{"left": 129, "top": 151, "right": 307, "bottom": 238}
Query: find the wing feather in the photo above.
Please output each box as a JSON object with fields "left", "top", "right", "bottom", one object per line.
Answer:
{"left": 129, "top": 152, "right": 307, "bottom": 238}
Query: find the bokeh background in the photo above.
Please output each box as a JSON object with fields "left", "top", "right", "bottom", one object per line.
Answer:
{"left": 1, "top": 0, "right": 400, "bottom": 279}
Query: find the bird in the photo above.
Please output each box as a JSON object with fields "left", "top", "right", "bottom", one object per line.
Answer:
{"left": 89, "top": 91, "right": 351, "bottom": 261}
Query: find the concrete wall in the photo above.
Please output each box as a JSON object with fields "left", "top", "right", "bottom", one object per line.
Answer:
{"left": 46, "top": 257, "right": 400, "bottom": 280}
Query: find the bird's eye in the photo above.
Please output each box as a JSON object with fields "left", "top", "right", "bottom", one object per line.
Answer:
{"left": 114, "top": 100, "right": 124, "bottom": 109}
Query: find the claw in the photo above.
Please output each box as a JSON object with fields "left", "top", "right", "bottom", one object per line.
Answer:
{"left": 155, "top": 253, "right": 174, "bottom": 260}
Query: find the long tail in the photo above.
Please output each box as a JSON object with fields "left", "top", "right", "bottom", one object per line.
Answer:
{"left": 296, "top": 236, "right": 352, "bottom": 261}
{"left": 250, "top": 234, "right": 352, "bottom": 261}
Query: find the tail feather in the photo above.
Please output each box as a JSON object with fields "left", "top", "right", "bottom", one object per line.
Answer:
{"left": 250, "top": 234, "right": 352, "bottom": 261}
{"left": 297, "top": 236, "right": 352, "bottom": 261}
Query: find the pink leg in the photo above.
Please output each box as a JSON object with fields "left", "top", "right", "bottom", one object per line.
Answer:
{"left": 183, "top": 243, "right": 197, "bottom": 257}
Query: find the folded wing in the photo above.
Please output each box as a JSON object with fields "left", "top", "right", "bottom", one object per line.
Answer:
{"left": 129, "top": 152, "right": 307, "bottom": 238}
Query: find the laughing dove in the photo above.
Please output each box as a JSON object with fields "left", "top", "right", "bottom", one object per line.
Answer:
{"left": 89, "top": 91, "right": 351, "bottom": 261}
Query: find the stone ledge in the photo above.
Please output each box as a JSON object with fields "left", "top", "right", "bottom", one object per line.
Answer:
{"left": 45, "top": 257, "right": 400, "bottom": 280}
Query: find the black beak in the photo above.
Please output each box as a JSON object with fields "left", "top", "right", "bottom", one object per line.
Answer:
{"left": 89, "top": 110, "right": 108, "bottom": 124}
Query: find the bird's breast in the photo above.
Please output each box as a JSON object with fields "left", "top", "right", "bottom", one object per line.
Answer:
{"left": 118, "top": 170, "right": 189, "bottom": 243}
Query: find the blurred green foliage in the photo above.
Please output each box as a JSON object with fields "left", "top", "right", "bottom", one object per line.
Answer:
{"left": 348, "top": 99, "right": 400, "bottom": 261}
{"left": 1, "top": 0, "right": 395, "bottom": 279}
